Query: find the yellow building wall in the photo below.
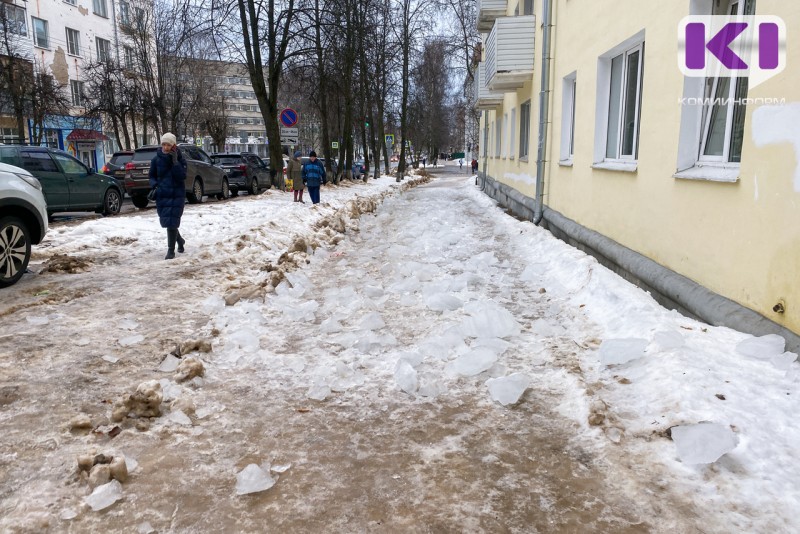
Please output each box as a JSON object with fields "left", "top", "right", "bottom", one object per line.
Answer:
{"left": 545, "top": 0, "right": 800, "bottom": 332}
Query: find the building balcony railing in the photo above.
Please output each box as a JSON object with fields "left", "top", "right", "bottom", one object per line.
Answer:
{"left": 484, "top": 15, "right": 536, "bottom": 92}
{"left": 474, "top": 62, "right": 503, "bottom": 109}
{"left": 477, "top": 0, "right": 507, "bottom": 32}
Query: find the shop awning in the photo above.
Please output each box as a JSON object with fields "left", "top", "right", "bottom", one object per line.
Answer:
{"left": 66, "top": 129, "right": 110, "bottom": 141}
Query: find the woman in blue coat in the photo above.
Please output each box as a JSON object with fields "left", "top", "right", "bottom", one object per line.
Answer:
{"left": 149, "top": 133, "right": 188, "bottom": 260}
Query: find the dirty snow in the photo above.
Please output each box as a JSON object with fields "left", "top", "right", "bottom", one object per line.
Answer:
{"left": 0, "top": 165, "right": 798, "bottom": 532}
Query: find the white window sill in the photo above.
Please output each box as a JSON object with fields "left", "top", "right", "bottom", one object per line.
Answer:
{"left": 558, "top": 158, "right": 573, "bottom": 167}
{"left": 519, "top": 156, "right": 529, "bottom": 162}
{"left": 673, "top": 164, "right": 740, "bottom": 183}
{"left": 592, "top": 161, "right": 637, "bottom": 173}
{"left": 34, "top": 44, "right": 50, "bottom": 50}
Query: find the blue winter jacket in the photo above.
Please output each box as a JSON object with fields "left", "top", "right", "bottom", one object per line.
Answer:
{"left": 302, "top": 158, "right": 326, "bottom": 187}
{"left": 149, "top": 148, "right": 187, "bottom": 228}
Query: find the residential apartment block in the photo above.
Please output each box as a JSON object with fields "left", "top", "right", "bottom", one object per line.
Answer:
{"left": 475, "top": 0, "right": 800, "bottom": 349}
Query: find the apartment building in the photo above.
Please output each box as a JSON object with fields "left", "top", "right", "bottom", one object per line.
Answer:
{"left": 21, "top": 0, "right": 121, "bottom": 168}
{"left": 0, "top": 0, "right": 34, "bottom": 143}
{"left": 476, "top": 0, "right": 800, "bottom": 349}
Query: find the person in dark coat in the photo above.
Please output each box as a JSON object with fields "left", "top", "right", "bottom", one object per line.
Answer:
{"left": 149, "top": 132, "right": 187, "bottom": 260}
{"left": 301, "top": 150, "right": 326, "bottom": 205}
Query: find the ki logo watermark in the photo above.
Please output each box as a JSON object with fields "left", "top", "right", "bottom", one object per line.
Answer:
{"left": 678, "top": 15, "right": 786, "bottom": 89}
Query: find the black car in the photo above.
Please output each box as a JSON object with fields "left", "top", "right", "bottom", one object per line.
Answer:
{"left": 0, "top": 146, "right": 123, "bottom": 217}
{"left": 209, "top": 152, "right": 270, "bottom": 196}
{"left": 124, "top": 145, "right": 230, "bottom": 208}
{"left": 101, "top": 150, "right": 134, "bottom": 189}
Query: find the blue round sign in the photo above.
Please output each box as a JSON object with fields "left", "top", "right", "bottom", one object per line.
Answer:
{"left": 280, "top": 108, "right": 298, "bottom": 128}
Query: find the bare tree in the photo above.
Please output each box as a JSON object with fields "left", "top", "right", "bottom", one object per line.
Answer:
{"left": 0, "top": 4, "right": 33, "bottom": 142}
{"left": 234, "top": 0, "right": 301, "bottom": 190}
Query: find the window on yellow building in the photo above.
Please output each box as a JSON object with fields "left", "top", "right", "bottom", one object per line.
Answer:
{"left": 698, "top": 0, "right": 752, "bottom": 164}
{"left": 593, "top": 31, "right": 645, "bottom": 169}
{"left": 606, "top": 44, "right": 643, "bottom": 160}
{"left": 560, "top": 73, "right": 577, "bottom": 163}
{"left": 519, "top": 100, "right": 531, "bottom": 159}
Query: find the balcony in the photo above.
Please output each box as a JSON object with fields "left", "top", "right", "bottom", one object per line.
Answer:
{"left": 477, "top": 0, "right": 507, "bottom": 32}
{"left": 484, "top": 15, "right": 536, "bottom": 92}
{"left": 474, "top": 62, "right": 503, "bottom": 109}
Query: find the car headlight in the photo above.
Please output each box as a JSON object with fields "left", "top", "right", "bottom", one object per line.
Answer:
{"left": 16, "top": 173, "right": 42, "bottom": 191}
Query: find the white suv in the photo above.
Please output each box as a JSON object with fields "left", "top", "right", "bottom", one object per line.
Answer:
{"left": 0, "top": 161, "right": 48, "bottom": 287}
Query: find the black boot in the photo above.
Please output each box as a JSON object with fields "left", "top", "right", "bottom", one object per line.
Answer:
{"left": 165, "top": 228, "right": 177, "bottom": 260}
{"left": 176, "top": 230, "right": 185, "bottom": 253}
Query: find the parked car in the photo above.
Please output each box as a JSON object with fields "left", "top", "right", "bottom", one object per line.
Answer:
{"left": 0, "top": 146, "right": 123, "bottom": 217}
{"left": 209, "top": 152, "right": 269, "bottom": 196}
{"left": 124, "top": 144, "right": 230, "bottom": 208}
{"left": 352, "top": 159, "right": 366, "bottom": 179}
{"left": 390, "top": 154, "right": 399, "bottom": 162}
{"left": 0, "top": 161, "right": 48, "bottom": 287}
{"left": 101, "top": 150, "right": 134, "bottom": 189}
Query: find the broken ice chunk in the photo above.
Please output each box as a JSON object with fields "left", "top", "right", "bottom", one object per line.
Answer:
{"left": 169, "top": 410, "right": 192, "bottom": 426}
{"left": 235, "top": 464, "right": 276, "bottom": 495}
{"left": 307, "top": 384, "right": 331, "bottom": 401}
{"left": 26, "top": 315, "right": 49, "bottom": 325}
{"left": 359, "top": 312, "right": 386, "bottom": 331}
{"left": 485, "top": 373, "right": 530, "bottom": 406}
{"left": 771, "top": 351, "right": 798, "bottom": 371}
{"left": 652, "top": 330, "right": 685, "bottom": 351}
{"left": 736, "top": 334, "right": 785, "bottom": 360}
{"left": 425, "top": 293, "right": 463, "bottom": 312}
{"left": 598, "top": 338, "right": 649, "bottom": 366}
{"left": 84, "top": 479, "right": 123, "bottom": 511}
{"left": 118, "top": 334, "right": 144, "bottom": 347}
{"left": 158, "top": 355, "right": 181, "bottom": 372}
{"left": 450, "top": 347, "right": 498, "bottom": 376}
{"left": 461, "top": 301, "right": 521, "bottom": 339}
{"left": 394, "top": 360, "right": 419, "bottom": 394}
{"left": 671, "top": 422, "right": 738, "bottom": 464}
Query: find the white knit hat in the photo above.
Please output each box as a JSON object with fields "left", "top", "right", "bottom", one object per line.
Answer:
{"left": 160, "top": 132, "right": 177, "bottom": 146}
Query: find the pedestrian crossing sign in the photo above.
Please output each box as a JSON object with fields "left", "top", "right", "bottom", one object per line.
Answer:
{"left": 385, "top": 134, "right": 394, "bottom": 146}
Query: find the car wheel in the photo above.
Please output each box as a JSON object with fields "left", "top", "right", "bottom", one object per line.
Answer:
{"left": 249, "top": 178, "right": 259, "bottom": 195}
{"left": 0, "top": 216, "right": 31, "bottom": 288}
{"left": 102, "top": 188, "right": 123, "bottom": 216}
{"left": 188, "top": 178, "right": 203, "bottom": 204}
{"left": 217, "top": 179, "right": 230, "bottom": 200}
{"left": 132, "top": 195, "right": 149, "bottom": 209}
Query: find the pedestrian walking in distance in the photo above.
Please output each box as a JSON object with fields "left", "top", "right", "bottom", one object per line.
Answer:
{"left": 302, "top": 150, "right": 327, "bottom": 205}
{"left": 149, "top": 132, "right": 187, "bottom": 260}
{"left": 459, "top": 158, "right": 464, "bottom": 170}
{"left": 288, "top": 151, "right": 304, "bottom": 203}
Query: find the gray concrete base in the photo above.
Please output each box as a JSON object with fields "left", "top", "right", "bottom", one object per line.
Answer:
{"left": 478, "top": 173, "right": 800, "bottom": 353}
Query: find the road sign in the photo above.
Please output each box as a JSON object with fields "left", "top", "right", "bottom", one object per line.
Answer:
{"left": 385, "top": 134, "right": 394, "bottom": 146}
{"left": 280, "top": 108, "right": 298, "bottom": 128}
{"left": 280, "top": 127, "right": 298, "bottom": 137}
{"left": 332, "top": 141, "right": 339, "bottom": 149}
{"left": 280, "top": 137, "right": 298, "bottom": 145}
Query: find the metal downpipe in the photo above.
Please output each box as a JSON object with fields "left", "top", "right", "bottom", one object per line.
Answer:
{"left": 533, "top": 0, "right": 554, "bottom": 225}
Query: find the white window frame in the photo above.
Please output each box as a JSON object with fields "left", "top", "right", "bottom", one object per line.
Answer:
{"left": 3, "top": 4, "right": 27, "bottom": 36}
{"left": 93, "top": 0, "right": 108, "bottom": 17}
{"left": 123, "top": 46, "right": 135, "bottom": 69}
{"left": 70, "top": 79, "right": 85, "bottom": 106}
{"left": 519, "top": 100, "right": 531, "bottom": 159}
{"left": 66, "top": 27, "right": 80, "bottom": 56}
{"left": 593, "top": 30, "right": 645, "bottom": 171}
{"left": 119, "top": 1, "right": 130, "bottom": 24}
{"left": 64, "top": 0, "right": 77, "bottom": 5}
{"left": 560, "top": 72, "right": 577, "bottom": 164}
{"left": 697, "top": 0, "right": 747, "bottom": 164}
{"left": 95, "top": 37, "right": 111, "bottom": 63}
{"left": 495, "top": 115, "right": 502, "bottom": 157}
{"left": 32, "top": 17, "right": 49, "bottom": 49}
{"left": 502, "top": 112, "right": 509, "bottom": 158}
{"left": 509, "top": 107, "right": 516, "bottom": 160}
{"left": 674, "top": 0, "right": 750, "bottom": 181}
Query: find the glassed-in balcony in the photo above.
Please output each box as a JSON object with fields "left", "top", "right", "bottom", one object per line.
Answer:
{"left": 484, "top": 15, "right": 536, "bottom": 92}
{"left": 477, "top": 0, "right": 507, "bottom": 32}
{"left": 474, "top": 62, "right": 503, "bottom": 109}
